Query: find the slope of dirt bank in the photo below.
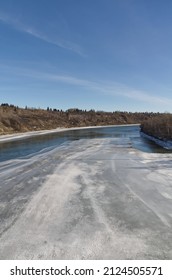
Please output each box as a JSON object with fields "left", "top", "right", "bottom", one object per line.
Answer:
{"left": 140, "top": 114, "right": 172, "bottom": 149}
{"left": 0, "top": 105, "right": 157, "bottom": 135}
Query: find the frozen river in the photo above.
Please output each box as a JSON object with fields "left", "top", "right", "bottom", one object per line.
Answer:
{"left": 0, "top": 125, "right": 172, "bottom": 259}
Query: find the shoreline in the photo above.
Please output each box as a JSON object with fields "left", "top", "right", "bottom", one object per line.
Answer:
{"left": 0, "top": 124, "right": 140, "bottom": 143}
{"left": 140, "top": 131, "right": 172, "bottom": 150}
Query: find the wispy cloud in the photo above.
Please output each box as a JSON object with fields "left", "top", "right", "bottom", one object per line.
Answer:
{"left": 44, "top": 73, "right": 172, "bottom": 106}
{"left": 0, "top": 12, "right": 84, "bottom": 56}
{"left": 23, "top": 28, "right": 84, "bottom": 56}
{"left": 98, "top": 83, "right": 172, "bottom": 106}
{"left": 1, "top": 63, "right": 171, "bottom": 107}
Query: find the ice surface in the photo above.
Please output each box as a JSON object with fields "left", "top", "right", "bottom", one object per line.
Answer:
{"left": 0, "top": 133, "right": 172, "bottom": 259}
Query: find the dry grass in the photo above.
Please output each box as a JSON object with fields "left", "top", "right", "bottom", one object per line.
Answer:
{"left": 0, "top": 105, "right": 161, "bottom": 135}
{"left": 141, "top": 114, "right": 172, "bottom": 140}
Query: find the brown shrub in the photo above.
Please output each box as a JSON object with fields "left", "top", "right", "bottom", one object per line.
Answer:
{"left": 141, "top": 114, "right": 172, "bottom": 140}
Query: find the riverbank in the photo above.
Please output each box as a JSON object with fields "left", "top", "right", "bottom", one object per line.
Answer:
{"left": 140, "top": 114, "right": 172, "bottom": 143}
{"left": 0, "top": 124, "right": 140, "bottom": 143}
{"left": 0, "top": 104, "right": 156, "bottom": 135}
{"left": 140, "top": 131, "right": 172, "bottom": 150}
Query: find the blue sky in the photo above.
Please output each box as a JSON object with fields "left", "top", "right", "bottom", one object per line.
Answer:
{"left": 0, "top": 0, "right": 172, "bottom": 112}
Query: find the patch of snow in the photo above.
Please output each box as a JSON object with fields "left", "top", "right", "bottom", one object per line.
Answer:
{"left": 140, "top": 131, "right": 172, "bottom": 149}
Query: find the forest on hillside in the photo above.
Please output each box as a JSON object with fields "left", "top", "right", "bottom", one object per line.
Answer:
{"left": 1, "top": 103, "right": 172, "bottom": 140}
{"left": 0, "top": 103, "right": 160, "bottom": 135}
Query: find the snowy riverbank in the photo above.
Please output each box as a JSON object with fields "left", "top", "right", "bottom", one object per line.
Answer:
{"left": 0, "top": 124, "right": 139, "bottom": 143}
{"left": 140, "top": 131, "right": 172, "bottom": 150}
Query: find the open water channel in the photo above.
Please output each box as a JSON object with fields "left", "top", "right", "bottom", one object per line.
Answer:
{"left": 0, "top": 125, "right": 169, "bottom": 163}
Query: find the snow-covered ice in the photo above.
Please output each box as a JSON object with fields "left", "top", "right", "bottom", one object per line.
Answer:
{"left": 0, "top": 130, "right": 172, "bottom": 259}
